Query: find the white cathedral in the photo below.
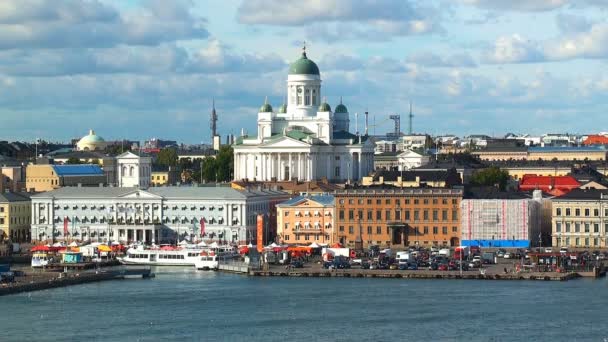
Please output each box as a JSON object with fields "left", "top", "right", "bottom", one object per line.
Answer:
{"left": 233, "top": 48, "right": 375, "bottom": 183}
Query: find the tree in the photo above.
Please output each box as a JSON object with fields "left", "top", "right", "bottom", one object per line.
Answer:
{"left": 470, "top": 166, "right": 510, "bottom": 191}
{"left": 215, "top": 146, "right": 234, "bottom": 182}
{"left": 157, "top": 147, "right": 178, "bottom": 167}
{"left": 66, "top": 157, "right": 82, "bottom": 164}
{"left": 104, "top": 144, "right": 130, "bottom": 156}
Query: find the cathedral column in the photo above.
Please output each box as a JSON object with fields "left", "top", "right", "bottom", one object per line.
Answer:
{"left": 326, "top": 154, "right": 331, "bottom": 181}
{"left": 234, "top": 153, "right": 239, "bottom": 179}
{"left": 357, "top": 152, "right": 362, "bottom": 180}
{"left": 288, "top": 153, "right": 292, "bottom": 180}
{"left": 297, "top": 153, "right": 301, "bottom": 180}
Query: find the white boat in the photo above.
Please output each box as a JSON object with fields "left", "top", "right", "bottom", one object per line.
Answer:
{"left": 194, "top": 251, "right": 219, "bottom": 271}
{"left": 118, "top": 245, "right": 236, "bottom": 266}
{"left": 31, "top": 252, "right": 50, "bottom": 268}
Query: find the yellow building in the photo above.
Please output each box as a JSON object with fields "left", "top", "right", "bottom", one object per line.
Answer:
{"left": 474, "top": 146, "right": 607, "bottom": 162}
{"left": 276, "top": 195, "right": 335, "bottom": 245}
{"left": 151, "top": 169, "right": 178, "bottom": 186}
{"left": 552, "top": 188, "right": 608, "bottom": 248}
{"left": 26, "top": 164, "right": 106, "bottom": 192}
{"left": 0, "top": 192, "right": 31, "bottom": 242}
{"left": 362, "top": 169, "right": 462, "bottom": 188}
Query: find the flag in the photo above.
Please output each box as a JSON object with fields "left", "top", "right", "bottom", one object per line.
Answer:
{"left": 200, "top": 217, "right": 205, "bottom": 236}
{"left": 63, "top": 217, "right": 69, "bottom": 236}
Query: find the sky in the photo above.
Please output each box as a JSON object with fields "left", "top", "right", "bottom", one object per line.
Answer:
{"left": 2, "top": 0, "right": 608, "bottom": 144}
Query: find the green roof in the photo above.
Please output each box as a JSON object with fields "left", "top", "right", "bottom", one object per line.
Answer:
{"left": 335, "top": 103, "right": 348, "bottom": 113}
{"left": 289, "top": 51, "right": 320, "bottom": 76}
{"left": 278, "top": 103, "right": 287, "bottom": 113}
{"left": 318, "top": 102, "right": 331, "bottom": 112}
{"left": 259, "top": 103, "right": 273, "bottom": 113}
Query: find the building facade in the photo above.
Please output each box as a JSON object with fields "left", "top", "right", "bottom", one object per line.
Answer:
{"left": 460, "top": 196, "right": 542, "bottom": 248}
{"left": 0, "top": 192, "right": 31, "bottom": 242}
{"left": 233, "top": 48, "right": 375, "bottom": 183}
{"left": 117, "top": 151, "right": 152, "bottom": 188}
{"left": 276, "top": 195, "right": 335, "bottom": 245}
{"left": 30, "top": 187, "right": 288, "bottom": 245}
{"left": 26, "top": 164, "right": 106, "bottom": 192}
{"left": 334, "top": 188, "right": 462, "bottom": 249}
{"left": 552, "top": 189, "right": 608, "bottom": 248}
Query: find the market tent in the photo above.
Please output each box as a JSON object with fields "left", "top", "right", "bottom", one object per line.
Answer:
{"left": 209, "top": 242, "right": 219, "bottom": 248}
{"left": 330, "top": 243, "right": 343, "bottom": 248}
{"left": 110, "top": 241, "right": 121, "bottom": 246}
{"left": 287, "top": 246, "right": 312, "bottom": 253}
{"left": 309, "top": 242, "right": 321, "bottom": 248}
{"left": 197, "top": 241, "right": 208, "bottom": 247}
{"left": 97, "top": 245, "right": 112, "bottom": 252}
{"left": 247, "top": 243, "right": 253, "bottom": 248}
{"left": 239, "top": 246, "right": 249, "bottom": 254}
{"left": 268, "top": 242, "right": 280, "bottom": 248}
{"left": 31, "top": 245, "right": 50, "bottom": 252}
{"left": 68, "top": 241, "right": 79, "bottom": 247}
{"left": 52, "top": 242, "right": 64, "bottom": 247}
{"left": 179, "top": 240, "right": 189, "bottom": 246}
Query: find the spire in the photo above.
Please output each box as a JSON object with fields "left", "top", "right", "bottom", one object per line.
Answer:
{"left": 302, "top": 41, "right": 307, "bottom": 58}
{"left": 210, "top": 97, "right": 218, "bottom": 137}
{"left": 264, "top": 96, "right": 268, "bottom": 104}
{"left": 340, "top": 96, "right": 343, "bottom": 104}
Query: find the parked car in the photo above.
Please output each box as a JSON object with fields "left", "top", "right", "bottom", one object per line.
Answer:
{"left": 503, "top": 252, "right": 512, "bottom": 259}
{"left": 350, "top": 258, "right": 363, "bottom": 266}
{"left": 407, "top": 263, "right": 418, "bottom": 270}
{"left": 468, "top": 260, "right": 481, "bottom": 269}
{"left": 544, "top": 248, "right": 553, "bottom": 253}
{"left": 560, "top": 247, "right": 568, "bottom": 254}
{"left": 389, "top": 263, "right": 399, "bottom": 270}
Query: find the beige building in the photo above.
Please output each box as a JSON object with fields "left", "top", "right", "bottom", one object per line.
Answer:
{"left": 0, "top": 192, "right": 31, "bottom": 242}
{"left": 76, "top": 129, "right": 107, "bottom": 151}
{"left": 26, "top": 164, "right": 106, "bottom": 192}
{"left": 552, "top": 189, "right": 608, "bottom": 248}
{"left": 474, "top": 146, "right": 607, "bottom": 162}
{"left": 276, "top": 195, "right": 335, "bottom": 245}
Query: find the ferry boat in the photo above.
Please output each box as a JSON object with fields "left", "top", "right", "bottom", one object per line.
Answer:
{"left": 118, "top": 245, "right": 237, "bottom": 266}
{"left": 194, "top": 251, "right": 219, "bottom": 271}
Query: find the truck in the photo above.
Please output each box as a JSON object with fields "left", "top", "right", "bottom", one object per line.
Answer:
{"left": 439, "top": 249, "right": 451, "bottom": 258}
{"left": 482, "top": 252, "right": 496, "bottom": 264}
{"left": 454, "top": 246, "right": 470, "bottom": 260}
{"left": 396, "top": 251, "right": 412, "bottom": 265}
{"left": 322, "top": 248, "right": 350, "bottom": 258}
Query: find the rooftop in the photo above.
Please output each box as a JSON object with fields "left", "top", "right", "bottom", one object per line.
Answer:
{"left": 52, "top": 164, "right": 104, "bottom": 176}
{"left": 0, "top": 192, "right": 30, "bottom": 203}
{"left": 277, "top": 195, "right": 335, "bottom": 207}
{"left": 553, "top": 188, "right": 608, "bottom": 201}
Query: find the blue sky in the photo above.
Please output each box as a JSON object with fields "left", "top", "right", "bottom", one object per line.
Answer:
{"left": 1, "top": 0, "right": 608, "bottom": 144}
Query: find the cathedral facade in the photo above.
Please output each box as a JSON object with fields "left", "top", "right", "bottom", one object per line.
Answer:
{"left": 233, "top": 48, "right": 374, "bottom": 183}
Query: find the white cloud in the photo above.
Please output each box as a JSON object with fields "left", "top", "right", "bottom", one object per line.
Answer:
{"left": 406, "top": 51, "right": 477, "bottom": 68}
{"left": 544, "top": 23, "right": 608, "bottom": 60}
{"left": 556, "top": 13, "right": 593, "bottom": 33}
{"left": 459, "top": 0, "right": 568, "bottom": 11}
{"left": 482, "top": 34, "right": 544, "bottom": 63}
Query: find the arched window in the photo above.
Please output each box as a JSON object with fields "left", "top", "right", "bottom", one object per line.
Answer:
{"left": 129, "top": 166, "right": 134, "bottom": 177}
{"left": 121, "top": 166, "right": 126, "bottom": 177}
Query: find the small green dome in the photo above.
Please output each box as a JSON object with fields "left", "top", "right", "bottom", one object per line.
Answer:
{"left": 318, "top": 102, "right": 331, "bottom": 112}
{"left": 259, "top": 103, "right": 273, "bottom": 113}
{"left": 335, "top": 103, "right": 348, "bottom": 113}
{"left": 278, "top": 103, "right": 287, "bottom": 113}
{"left": 289, "top": 51, "right": 320, "bottom": 76}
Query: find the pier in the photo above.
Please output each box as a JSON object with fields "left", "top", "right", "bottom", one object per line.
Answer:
{"left": 0, "top": 267, "right": 153, "bottom": 297}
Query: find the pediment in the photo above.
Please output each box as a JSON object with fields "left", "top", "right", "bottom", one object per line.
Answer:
{"left": 261, "top": 136, "right": 311, "bottom": 148}
{"left": 118, "top": 189, "right": 162, "bottom": 199}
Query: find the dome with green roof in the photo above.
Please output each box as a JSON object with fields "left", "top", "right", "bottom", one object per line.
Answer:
{"left": 259, "top": 103, "right": 273, "bottom": 113}
{"left": 288, "top": 48, "right": 320, "bottom": 76}
{"left": 318, "top": 102, "right": 331, "bottom": 112}
{"left": 335, "top": 97, "right": 348, "bottom": 113}
{"left": 278, "top": 103, "right": 287, "bottom": 113}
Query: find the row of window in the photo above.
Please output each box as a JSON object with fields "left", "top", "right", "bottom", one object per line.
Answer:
{"left": 0, "top": 217, "right": 31, "bottom": 225}
{"left": 0, "top": 205, "right": 28, "bottom": 213}
{"left": 338, "top": 209, "right": 458, "bottom": 222}
{"left": 158, "top": 254, "right": 186, "bottom": 259}
{"left": 555, "top": 207, "right": 605, "bottom": 217}
{"left": 283, "top": 234, "right": 331, "bottom": 241}
{"left": 557, "top": 237, "right": 601, "bottom": 247}
{"left": 284, "top": 211, "right": 331, "bottom": 217}
{"left": 337, "top": 226, "right": 458, "bottom": 235}
{"left": 555, "top": 222, "right": 604, "bottom": 233}
{"left": 338, "top": 198, "right": 458, "bottom": 205}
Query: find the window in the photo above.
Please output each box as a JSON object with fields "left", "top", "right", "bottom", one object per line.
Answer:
{"left": 452, "top": 199, "right": 457, "bottom": 205}
{"left": 395, "top": 210, "right": 401, "bottom": 220}
{"left": 376, "top": 199, "right": 381, "bottom": 205}
{"left": 405, "top": 199, "right": 410, "bottom": 204}
{"left": 585, "top": 238, "right": 589, "bottom": 246}
{"left": 385, "top": 210, "right": 391, "bottom": 221}
{"left": 432, "top": 210, "right": 438, "bottom": 221}
{"left": 414, "top": 199, "right": 419, "bottom": 204}
{"left": 339, "top": 210, "right": 344, "bottom": 220}
{"left": 376, "top": 226, "right": 382, "bottom": 234}
{"left": 442, "top": 210, "right": 448, "bottom": 221}
{"left": 594, "top": 223, "right": 599, "bottom": 233}
{"left": 442, "top": 199, "right": 448, "bottom": 205}
{"left": 414, "top": 210, "right": 419, "bottom": 221}
{"left": 339, "top": 226, "right": 344, "bottom": 232}
{"left": 348, "top": 199, "right": 354, "bottom": 204}
{"left": 385, "top": 199, "right": 391, "bottom": 205}
{"left": 584, "top": 209, "right": 589, "bottom": 217}
{"left": 432, "top": 199, "right": 438, "bottom": 204}
{"left": 452, "top": 210, "right": 458, "bottom": 221}
{"left": 367, "top": 211, "right": 373, "bottom": 221}
{"left": 357, "top": 210, "right": 363, "bottom": 220}
{"left": 0, "top": 218, "right": 3, "bottom": 224}
{"left": 565, "top": 222, "right": 571, "bottom": 233}
{"left": 575, "top": 237, "right": 580, "bottom": 246}
{"left": 297, "top": 86, "right": 303, "bottom": 105}
{"left": 556, "top": 222, "right": 561, "bottom": 233}
{"left": 335, "top": 167, "right": 340, "bottom": 177}
{"left": 367, "top": 226, "right": 372, "bottom": 234}
{"left": 423, "top": 210, "right": 429, "bottom": 221}
{"left": 405, "top": 211, "right": 410, "bottom": 220}
{"left": 433, "top": 227, "right": 438, "bottom": 234}
{"left": 284, "top": 212, "right": 289, "bottom": 217}
{"left": 575, "top": 223, "right": 580, "bottom": 233}
{"left": 376, "top": 210, "right": 382, "bottom": 220}
{"left": 339, "top": 199, "right": 344, "bottom": 205}
{"left": 585, "top": 223, "right": 590, "bottom": 233}
{"left": 556, "top": 208, "right": 562, "bottom": 216}
{"left": 442, "top": 227, "right": 447, "bottom": 234}
{"left": 423, "top": 226, "right": 429, "bottom": 234}
{"left": 452, "top": 226, "right": 457, "bottom": 233}
{"left": 358, "top": 199, "right": 363, "bottom": 205}
{"left": 348, "top": 226, "right": 354, "bottom": 234}
{"left": 284, "top": 223, "right": 289, "bottom": 229}
{"left": 594, "top": 209, "right": 599, "bottom": 217}
{"left": 566, "top": 208, "right": 571, "bottom": 216}
{"left": 395, "top": 199, "right": 401, "bottom": 206}
{"left": 423, "top": 199, "right": 429, "bottom": 204}
{"left": 348, "top": 210, "right": 354, "bottom": 220}
{"left": 304, "top": 88, "right": 311, "bottom": 105}
{"left": 366, "top": 199, "right": 372, "bottom": 205}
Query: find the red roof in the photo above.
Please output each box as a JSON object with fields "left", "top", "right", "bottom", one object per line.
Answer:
{"left": 583, "top": 135, "right": 608, "bottom": 145}
{"left": 519, "top": 174, "right": 580, "bottom": 194}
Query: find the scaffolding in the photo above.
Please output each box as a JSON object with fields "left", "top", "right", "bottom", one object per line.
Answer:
{"left": 461, "top": 199, "right": 541, "bottom": 248}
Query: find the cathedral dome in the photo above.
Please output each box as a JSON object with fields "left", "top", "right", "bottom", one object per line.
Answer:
{"left": 278, "top": 103, "right": 287, "bottom": 113}
{"left": 318, "top": 102, "right": 331, "bottom": 112}
{"left": 77, "top": 129, "right": 106, "bottom": 151}
{"left": 335, "top": 97, "right": 348, "bottom": 113}
{"left": 259, "top": 102, "right": 273, "bottom": 113}
{"left": 289, "top": 49, "right": 320, "bottom": 76}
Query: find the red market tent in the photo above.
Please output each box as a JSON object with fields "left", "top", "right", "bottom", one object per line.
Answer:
{"left": 31, "top": 245, "right": 50, "bottom": 252}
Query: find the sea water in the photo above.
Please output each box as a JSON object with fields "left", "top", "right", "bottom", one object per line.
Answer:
{"left": 1, "top": 267, "right": 607, "bottom": 341}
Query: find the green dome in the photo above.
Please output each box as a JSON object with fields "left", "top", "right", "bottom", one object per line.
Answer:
{"left": 79, "top": 129, "right": 105, "bottom": 144}
{"left": 335, "top": 103, "right": 348, "bottom": 113}
{"left": 259, "top": 103, "right": 273, "bottom": 113}
{"left": 289, "top": 51, "right": 320, "bottom": 76}
{"left": 318, "top": 102, "right": 331, "bottom": 112}
{"left": 278, "top": 103, "right": 287, "bottom": 113}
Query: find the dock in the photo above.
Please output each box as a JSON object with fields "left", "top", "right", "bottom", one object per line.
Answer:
{"left": 0, "top": 267, "right": 153, "bottom": 297}
{"left": 249, "top": 269, "right": 580, "bottom": 281}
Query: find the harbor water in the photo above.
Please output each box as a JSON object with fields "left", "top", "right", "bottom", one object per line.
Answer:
{"left": 1, "top": 267, "right": 608, "bottom": 342}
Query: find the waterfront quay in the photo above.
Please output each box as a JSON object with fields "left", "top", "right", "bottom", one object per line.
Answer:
{"left": 0, "top": 265, "right": 153, "bottom": 296}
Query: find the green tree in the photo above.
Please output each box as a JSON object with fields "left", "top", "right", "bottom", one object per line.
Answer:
{"left": 66, "top": 157, "right": 82, "bottom": 164}
{"left": 104, "top": 144, "right": 130, "bottom": 156}
{"left": 470, "top": 166, "right": 510, "bottom": 191}
{"left": 90, "top": 158, "right": 100, "bottom": 165}
{"left": 215, "top": 146, "right": 234, "bottom": 182}
{"left": 157, "top": 147, "right": 178, "bottom": 167}
{"left": 201, "top": 157, "right": 217, "bottom": 182}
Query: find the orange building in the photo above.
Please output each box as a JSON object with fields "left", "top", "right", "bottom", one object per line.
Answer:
{"left": 334, "top": 188, "right": 463, "bottom": 249}
{"left": 276, "top": 195, "right": 335, "bottom": 245}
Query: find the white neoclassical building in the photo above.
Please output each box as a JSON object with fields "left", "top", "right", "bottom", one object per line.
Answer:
{"left": 117, "top": 151, "right": 152, "bottom": 188}
{"left": 233, "top": 48, "right": 375, "bottom": 183}
{"left": 30, "top": 186, "right": 288, "bottom": 245}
